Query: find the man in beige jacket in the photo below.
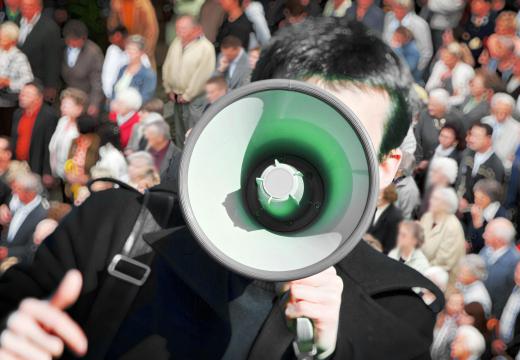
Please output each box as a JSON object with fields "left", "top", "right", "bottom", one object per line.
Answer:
{"left": 162, "top": 16, "right": 216, "bottom": 147}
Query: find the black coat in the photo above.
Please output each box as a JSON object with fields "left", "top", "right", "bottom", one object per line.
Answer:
{"left": 19, "top": 15, "right": 62, "bottom": 89}
{"left": 367, "top": 203, "right": 403, "bottom": 254}
{"left": 0, "top": 186, "right": 443, "bottom": 360}
{"left": 11, "top": 104, "right": 58, "bottom": 176}
{"left": 464, "top": 205, "right": 508, "bottom": 253}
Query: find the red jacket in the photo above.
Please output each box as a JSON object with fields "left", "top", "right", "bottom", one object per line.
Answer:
{"left": 109, "top": 111, "right": 140, "bottom": 149}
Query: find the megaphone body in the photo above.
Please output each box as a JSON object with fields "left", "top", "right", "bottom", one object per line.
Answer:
{"left": 180, "top": 79, "right": 379, "bottom": 282}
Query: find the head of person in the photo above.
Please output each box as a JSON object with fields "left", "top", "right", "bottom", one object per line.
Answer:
{"left": 125, "top": 35, "right": 146, "bottom": 65}
{"left": 396, "top": 220, "right": 425, "bottom": 251}
{"left": 491, "top": 92, "right": 515, "bottom": 123}
{"left": 429, "top": 186, "right": 459, "bottom": 216}
{"left": 112, "top": 88, "right": 142, "bottom": 116}
{"left": 424, "top": 266, "right": 450, "bottom": 292}
{"left": 108, "top": 25, "right": 128, "bottom": 48}
{"left": 495, "top": 11, "right": 517, "bottom": 36}
{"left": 33, "top": 218, "right": 58, "bottom": 246}
{"left": 483, "top": 217, "right": 516, "bottom": 250}
{"left": 357, "top": 0, "right": 374, "bottom": 9}
{"left": 377, "top": 184, "right": 398, "bottom": 207}
{"left": 76, "top": 115, "right": 98, "bottom": 135}
{"left": 392, "top": 26, "right": 413, "bottom": 47}
{"left": 467, "top": 121, "right": 493, "bottom": 153}
{"left": 428, "top": 89, "right": 450, "bottom": 119}
{"left": 457, "top": 254, "right": 488, "bottom": 286}
{"left": 205, "top": 76, "right": 228, "bottom": 104}
{"left": 459, "top": 302, "right": 487, "bottom": 334}
{"left": 218, "top": 0, "right": 241, "bottom": 13}
{"left": 391, "top": 0, "right": 412, "bottom": 21}
{"left": 441, "top": 43, "right": 464, "bottom": 70}
{"left": 473, "top": 178, "right": 502, "bottom": 209}
{"left": 63, "top": 19, "right": 88, "bottom": 49}
{"left": 0, "top": 22, "right": 19, "bottom": 51}
{"left": 428, "top": 157, "right": 458, "bottom": 187}
{"left": 445, "top": 290, "right": 465, "bottom": 316}
{"left": 13, "top": 172, "right": 42, "bottom": 205}
{"left": 127, "top": 151, "right": 160, "bottom": 192}
{"left": 220, "top": 36, "right": 243, "bottom": 62}
{"left": 175, "top": 16, "right": 202, "bottom": 45}
{"left": 139, "top": 98, "right": 164, "bottom": 118}
{"left": 19, "top": 80, "right": 44, "bottom": 111}
{"left": 438, "top": 123, "right": 464, "bottom": 151}
{"left": 283, "top": 0, "right": 307, "bottom": 25}
{"left": 395, "top": 151, "right": 415, "bottom": 178}
{"left": 5, "top": 0, "right": 20, "bottom": 10}
{"left": 60, "top": 88, "right": 88, "bottom": 120}
{"left": 450, "top": 325, "right": 486, "bottom": 360}
{"left": 144, "top": 120, "right": 171, "bottom": 151}
{"left": 0, "top": 137, "right": 11, "bottom": 166}
{"left": 248, "top": 47, "right": 261, "bottom": 70}
{"left": 253, "top": 18, "right": 417, "bottom": 190}
{"left": 20, "top": 0, "right": 41, "bottom": 21}
{"left": 469, "top": 69, "right": 502, "bottom": 100}
{"left": 490, "top": 35, "right": 515, "bottom": 60}
{"left": 470, "top": 0, "right": 492, "bottom": 17}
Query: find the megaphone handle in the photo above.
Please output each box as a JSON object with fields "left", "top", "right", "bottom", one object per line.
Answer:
{"left": 292, "top": 317, "right": 317, "bottom": 360}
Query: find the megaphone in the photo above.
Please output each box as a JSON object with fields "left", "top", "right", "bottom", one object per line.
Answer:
{"left": 179, "top": 79, "right": 379, "bottom": 281}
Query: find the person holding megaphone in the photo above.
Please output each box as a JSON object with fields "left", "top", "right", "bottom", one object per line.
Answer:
{"left": 0, "top": 18, "right": 443, "bottom": 360}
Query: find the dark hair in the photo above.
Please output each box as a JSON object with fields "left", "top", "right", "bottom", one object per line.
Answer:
{"left": 108, "top": 25, "right": 128, "bottom": 38}
{"left": 464, "top": 302, "right": 488, "bottom": 336}
{"left": 473, "top": 178, "right": 503, "bottom": 202}
{"left": 285, "top": 0, "right": 306, "bottom": 16}
{"left": 142, "top": 98, "right": 164, "bottom": 115}
{"left": 76, "top": 115, "right": 98, "bottom": 134}
{"left": 470, "top": 121, "right": 493, "bottom": 137}
{"left": 475, "top": 69, "right": 506, "bottom": 93}
{"left": 24, "top": 80, "right": 44, "bottom": 95}
{"left": 63, "top": 19, "right": 88, "bottom": 39}
{"left": 206, "top": 75, "right": 228, "bottom": 89}
{"left": 221, "top": 35, "right": 242, "bottom": 49}
{"left": 441, "top": 122, "right": 466, "bottom": 151}
{"left": 395, "top": 26, "right": 414, "bottom": 41}
{"left": 252, "top": 18, "right": 415, "bottom": 159}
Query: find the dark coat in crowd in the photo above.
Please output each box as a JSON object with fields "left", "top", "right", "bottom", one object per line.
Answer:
{"left": 215, "top": 13, "right": 253, "bottom": 52}
{"left": 367, "top": 203, "right": 404, "bottom": 254}
{"left": 457, "top": 97, "right": 491, "bottom": 133}
{"left": 215, "top": 51, "right": 251, "bottom": 90}
{"left": 506, "top": 304, "right": 520, "bottom": 358}
{"left": 11, "top": 104, "right": 58, "bottom": 176}
{"left": 0, "top": 185, "right": 444, "bottom": 360}
{"left": 457, "top": 150, "right": 506, "bottom": 203}
{"left": 344, "top": 5, "right": 384, "bottom": 34}
{"left": 19, "top": 14, "right": 62, "bottom": 91}
{"left": 465, "top": 205, "right": 508, "bottom": 254}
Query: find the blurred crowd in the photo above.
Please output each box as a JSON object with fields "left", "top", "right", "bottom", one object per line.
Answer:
{"left": 1, "top": 0, "right": 520, "bottom": 358}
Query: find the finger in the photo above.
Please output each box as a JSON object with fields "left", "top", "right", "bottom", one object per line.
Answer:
{"left": 285, "top": 302, "right": 337, "bottom": 323}
{"left": 19, "top": 300, "right": 87, "bottom": 356}
{"left": 289, "top": 267, "right": 338, "bottom": 287}
{"left": 0, "top": 330, "right": 51, "bottom": 360}
{"left": 0, "top": 349, "right": 22, "bottom": 360}
{"left": 7, "top": 313, "right": 63, "bottom": 357}
{"left": 49, "top": 270, "right": 83, "bottom": 310}
{"left": 289, "top": 284, "right": 340, "bottom": 305}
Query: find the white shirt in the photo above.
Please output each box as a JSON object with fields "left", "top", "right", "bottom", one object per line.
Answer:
{"left": 66, "top": 47, "right": 81, "bottom": 68}
{"left": 483, "top": 201, "right": 501, "bottom": 222}
{"left": 373, "top": 204, "right": 389, "bottom": 224}
{"left": 472, "top": 149, "right": 494, "bottom": 177}
{"left": 48, "top": 116, "right": 79, "bottom": 179}
{"left": 501, "top": 286, "right": 520, "bottom": 343}
{"left": 18, "top": 13, "right": 41, "bottom": 45}
{"left": 459, "top": 280, "right": 492, "bottom": 316}
{"left": 7, "top": 195, "right": 41, "bottom": 242}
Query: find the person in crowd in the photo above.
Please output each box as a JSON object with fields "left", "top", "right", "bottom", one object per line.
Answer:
{"left": 64, "top": 115, "right": 100, "bottom": 202}
{"left": 456, "top": 254, "right": 492, "bottom": 315}
{"left": 450, "top": 325, "right": 487, "bottom": 360}
{"left": 113, "top": 35, "right": 156, "bottom": 104}
{"left": 322, "top": 0, "right": 350, "bottom": 17}
{"left": 61, "top": 20, "right": 104, "bottom": 118}
{"left": 126, "top": 151, "right": 160, "bottom": 192}
{"left": 22, "top": 217, "right": 57, "bottom": 265}
{"left": 419, "top": 156, "right": 459, "bottom": 218}
{"left": 93, "top": 133, "right": 128, "bottom": 184}
{"left": 18, "top": 0, "right": 61, "bottom": 104}
{"left": 0, "top": 0, "right": 21, "bottom": 24}
{"left": 107, "top": 0, "right": 158, "bottom": 68}
{"left": 0, "top": 21, "right": 32, "bottom": 134}
{"left": 109, "top": 87, "right": 141, "bottom": 150}
{"left": 424, "top": 266, "right": 450, "bottom": 304}
{"left": 393, "top": 151, "right": 421, "bottom": 219}
{"left": 388, "top": 220, "right": 430, "bottom": 273}
{"left": 390, "top": 26, "right": 421, "bottom": 83}
{"left": 214, "top": 35, "right": 251, "bottom": 91}
{"left": 198, "top": 0, "right": 226, "bottom": 44}
{"left": 457, "top": 121, "right": 505, "bottom": 205}
{"left": 460, "top": 0, "right": 496, "bottom": 63}
{"left": 0, "top": 172, "right": 46, "bottom": 264}
{"left": 367, "top": 185, "right": 403, "bottom": 254}
{"left": 431, "top": 122, "right": 465, "bottom": 165}
{"left": 205, "top": 75, "right": 228, "bottom": 110}
{"left": 344, "top": 0, "right": 384, "bottom": 34}
{"left": 242, "top": 0, "right": 270, "bottom": 48}
{"left": 489, "top": 11, "right": 520, "bottom": 53}
{"left": 0, "top": 137, "right": 12, "bottom": 183}
{"left": 431, "top": 290, "right": 466, "bottom": 360}
{"left": 466, "top": 179, "right": 508, "bottom": 253}
{"left": 506, "top": 56, "right": 520, "bottom": 98}
{"left": 421, "top": 0, "right": 465, "bottom": 52}
{"left": 414, "top": 89, "right": 463, "bottom": 176}
{"left": 482, "top": 92, "right": 520, "bottom": 170}
{"left": 421, "top": 186, "right": 466, "bottom": 285}
{"left": 277, "top": 0, "right": 309, "bottom": 29}
{"left": 11, "top": 81, "right": 57, "bottom": 185}
{"left": 126, "top": 102, "right": 164, "bottom": 153}
{"left": 480, "top": 218, "right": 520, "bottom": 317}
{"left": 48, "top": 88, "right": 86, "bottom": 183}
{"left": 163, "top": 15, "right": 215, "bottom": 146}
{"left": 457, "top": 69, "right": 501, "bottom": 132}
{"left": 143, "top": 120, "right": 181, "bottom": 182}
{"left": 248, "top": 46, "right": 260, "bottom": 71}
{"left": 383, "top": 0, "right": 433, "bottom": 80}
{"left": 480, "top": 35, "right": 516, "bottom": 82}
{"left": 215, "top": 0, "right": 253, "bottom": 52}
{"left": 426, "top": 43, "right": 476, "bottom": 106}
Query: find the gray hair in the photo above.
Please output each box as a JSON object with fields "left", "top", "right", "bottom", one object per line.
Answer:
{"left": 430, "top": 157, "right": 459, "bottom": 184}
{"left": 491, "top": 92, "right": 515, "bottom": 110}
{"left": 445, "top": 42, "right": 464, "bottom": 60}
{"left": 127, "top": 151, "right": 155, "bottom": 168}
{"left": 473, "top": 179, "right": 503, "bottom": 203}
{"left": 459, "top": 254, "right": 488, "bottom": 280}
{"left": 424, "top": 266, "right": 449, "bottom": 292}
{"left": 115, "top": 88, "right": 142, "bottom": 111}
{"left": 393, "top": 0, "right": 413, "bottom": 10}
{"left": 15, "top": 172, "right": 43, "bottom": 194}
{"left": 456, "top": 326, "right": 486, "bottom": 358}
{"left": 433, "top": 186, "right": 459, "bottom": 214}
{"left": 429, "top": 88, "right": 451, "bottom": 108}
{"left": 0, "top": 21, "right": 19, "bottom": 42}
{"left": 144, "top": 120, "right": 171, "bottom": 140}
{"left": 400, "top": 220, "right": 425, "bottom": 248}
{"left": 488, "top": 218, "right": 516, "bottom": 245}
{"left": 126, "top": 34, "right": 146, "bottom": 51}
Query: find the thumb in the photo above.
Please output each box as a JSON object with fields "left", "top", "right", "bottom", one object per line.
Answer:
{"left": 49, "top": 269, "right": 83, "bottom": 310}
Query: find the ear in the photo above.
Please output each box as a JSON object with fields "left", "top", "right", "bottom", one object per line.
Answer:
{"left": 378, "top": 148, "right": 402, "bottom": 190}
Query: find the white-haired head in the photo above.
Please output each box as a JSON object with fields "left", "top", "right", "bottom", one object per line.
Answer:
{"left": 432, "top": 186, "right": 459, "bottom": 214}
{"left": 485, "top": 218, "right": 517, "bottom": 246}
{"left": 0, "top": 21, "right": 20, "bottom": 43}
{"left": 144, "top": 120, "right": 171, "bottom": 141}
{"left": 115, "top": 88, "right": 142, "bottom": 111}
{"left": 15, "top": 172, "right": 43, "bottom": 195}
{"left": 491, "top": 92, "right": 515, "bottom": 110}
{"left": 424, "top": 266, "right": 449, "bottom": 292}
{"left": 429, "top": 157, "right": 459, "bottom": 185}
{"left": 453, "top": 325, "right": 486, "bottom": 358}
{"left": 429, "top": 89, "right": 451, "bottom": 108}
{"left": 459, "top": 254, "right": 488, "bottom": 281}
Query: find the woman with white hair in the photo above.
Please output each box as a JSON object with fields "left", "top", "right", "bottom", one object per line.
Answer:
{"left": 0, "top": 21, "right": 33, "bottom": 135}
{"left": 110, "top": 87, "right": 142, "bottom": 149}
{"left": 426, "top": 42, "right": 476, "bottom": 106}
{"left": 450, "top": 325, "right": 486, "bottom": 360}
{"left": 420, "top": 186, "right": 466, "bottom": 285}
{"left": 456, "top": 254, "right": 492, "bottom": 316}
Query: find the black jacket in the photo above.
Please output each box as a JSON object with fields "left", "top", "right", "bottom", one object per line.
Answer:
{"left": 367, "top": 203, "right": 403, "bottom": 254}
{"left": 11, "top": 104, "right": 58, "bottom": 176}
{"left": 0, "top": 186, "right": 444, "bottom": 359}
